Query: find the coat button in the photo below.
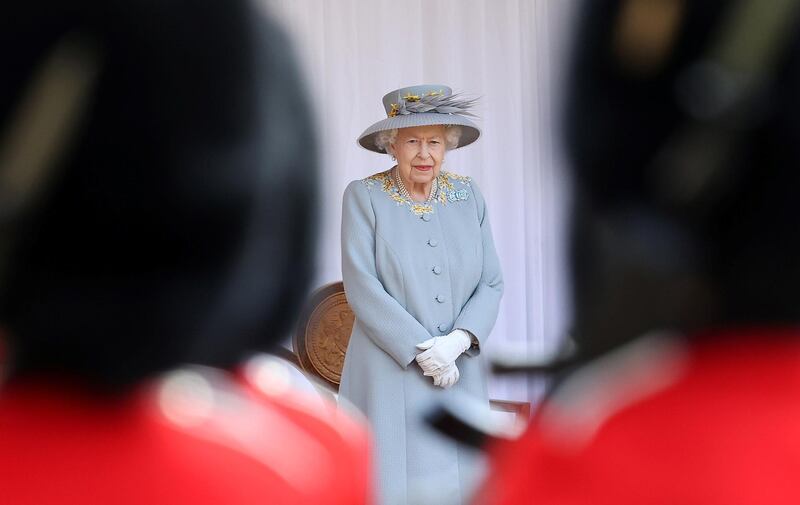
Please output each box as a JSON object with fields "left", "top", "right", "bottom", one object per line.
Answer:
{"left": 428, "top": 238, "right": 438, "bottom": 247}
{"left": 432, "top": 265, "right": 442, "bottom": 275}
{"left": 436, "top": 294, "right": 446, "bottom": 303}
{"left": 438, "top": 323, "right": 449, "bottom": 333}
{"left": 421, "top": 214, "right": 432, "bottom": 222}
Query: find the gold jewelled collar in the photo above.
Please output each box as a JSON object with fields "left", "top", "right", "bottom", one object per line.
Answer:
{"left": 362, "top": 169, "right": 471, "bottom": 216}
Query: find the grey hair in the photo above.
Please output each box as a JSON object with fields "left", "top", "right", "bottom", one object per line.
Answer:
{"left": 374, "top": 125, "right": 463, "bottom": 154}
{"left": 374, "top": 129, "right": 398, "bottom": 153}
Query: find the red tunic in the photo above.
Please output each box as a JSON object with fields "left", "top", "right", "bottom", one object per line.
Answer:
{"left": 476, "top": 328, "right": 800, "bottom": 505}
{"left": 0, "top": 366, "right": 372, "bottom": 505}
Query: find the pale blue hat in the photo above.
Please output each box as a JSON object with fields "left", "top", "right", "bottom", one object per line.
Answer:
{"left": 357, "top": 84, "right": 481, "bottom": 153}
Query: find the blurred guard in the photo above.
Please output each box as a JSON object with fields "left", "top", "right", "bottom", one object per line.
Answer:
{"left": 476, "top": 0, "right": 800, "bottom": 503}
{"left": 0, "top": 1, "right": 371, "bottom": 503}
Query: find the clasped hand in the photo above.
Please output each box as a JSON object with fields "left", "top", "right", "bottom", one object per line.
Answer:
{"left": 415, "top": 329, "right": 472, "bottom": 388}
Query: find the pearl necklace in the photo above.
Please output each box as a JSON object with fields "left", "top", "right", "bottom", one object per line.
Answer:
{"left": 394, "top": 167, "right": 438, "bottom": 203}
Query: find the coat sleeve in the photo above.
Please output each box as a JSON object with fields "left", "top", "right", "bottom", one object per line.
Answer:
{"left": 454, "top": 181, "right": 504, "bottom": 357}
{"left": 341, "top": 180, "right": 433, "bottom": 368}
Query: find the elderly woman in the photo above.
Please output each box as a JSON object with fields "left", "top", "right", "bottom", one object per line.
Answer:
{"left": 339, "top": 84, "right": 504, "bottom": 504}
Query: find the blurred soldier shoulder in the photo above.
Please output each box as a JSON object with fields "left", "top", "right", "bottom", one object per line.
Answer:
{"left": 0, "top": 358, "right": 371, "bottom": 505}
{"left": 476, "top": 329, "right": 800, "bottom": 505}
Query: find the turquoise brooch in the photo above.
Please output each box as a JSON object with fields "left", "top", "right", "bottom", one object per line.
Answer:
{"left": 447, "top": 188, "right": 469, "bottom": 202}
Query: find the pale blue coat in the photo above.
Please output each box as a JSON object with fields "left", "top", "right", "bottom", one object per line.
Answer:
{"left": 339, "top": 168, "right": 503, "bottom": 505}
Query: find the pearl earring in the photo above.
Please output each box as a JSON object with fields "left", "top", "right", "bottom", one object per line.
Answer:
{"left": 391, "top": 155, "right": 396, "bottom": 161}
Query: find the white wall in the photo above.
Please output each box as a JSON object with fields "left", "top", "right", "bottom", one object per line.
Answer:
{"left": 262, "top": 0, "right": 577, "bottom": 403}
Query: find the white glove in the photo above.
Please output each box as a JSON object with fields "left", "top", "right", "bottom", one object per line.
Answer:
{"left": 415, "top": 329, "right": 473, "bottom": 375}
{"left": 431, "top": 362, "right": 460, "bottom": 388}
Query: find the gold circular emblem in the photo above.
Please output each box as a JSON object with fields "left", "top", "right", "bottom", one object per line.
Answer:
{"left": 293, "top": 282, "right": 353, "bottom": 389}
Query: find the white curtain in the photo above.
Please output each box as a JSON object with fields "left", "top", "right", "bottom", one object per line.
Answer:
{"left": 262, "top": 0, "right": 577, "bottom": 404}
